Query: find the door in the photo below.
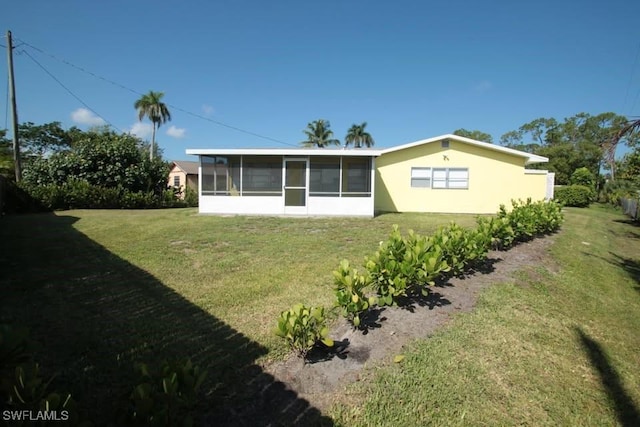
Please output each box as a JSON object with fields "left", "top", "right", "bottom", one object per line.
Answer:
{"left": 284, "top": 159, "right": 307, "bottom": 214}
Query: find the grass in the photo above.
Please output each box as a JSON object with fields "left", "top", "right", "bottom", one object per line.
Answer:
{"left": 331, "top": 205, "right": 640, "bottom": 426}
{"left": 3, "top": 205, "right": 639, "bottom": 425}
{"left": 0, "top": 207, "right": 477, "bottom": 422}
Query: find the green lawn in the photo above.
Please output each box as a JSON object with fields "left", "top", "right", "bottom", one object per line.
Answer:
{"left": 0, "top": 208, "right": 477, "bottom": 422}
{"left": 331, "top": 205, "right": 640, "bottom": 426}
{"left": 2, "top": 206, "right": 639, "bottom": 425}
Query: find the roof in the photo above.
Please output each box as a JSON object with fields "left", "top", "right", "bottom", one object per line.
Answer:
{"left": 185, "top": 147, "right": 381, "bottom": 157}
{"left": 380, "top": 134, "right": 548, "bottom": 165}
{"left": 185, "top": 134, "right": 548, "bottom": 165}
{"left": 171, "top": 160, "right": 200, "bottom": 175}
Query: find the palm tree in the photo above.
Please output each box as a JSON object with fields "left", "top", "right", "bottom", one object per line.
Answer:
{"left": 134, "top": 91, "right": 171, "bottom": 160}
{"left": 300, "top": 119, "right": 340, "bottom": 148}
{"left": 344, "top": 122, "right": 375, "bottom": 148}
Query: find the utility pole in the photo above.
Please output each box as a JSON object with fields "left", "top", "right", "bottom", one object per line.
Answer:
{"left": 6, "top": 30, "right": 21, "bottom": 182}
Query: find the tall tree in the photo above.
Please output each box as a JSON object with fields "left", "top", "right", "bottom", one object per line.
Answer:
{"left": 345, "top": 122, "right": 375, "bottom": 148}
{"left": 453, "top": 128, "right": 493, "bottom": 143}
{"left": 134, "top": 91, "right": 171, "bottom": 160}
{"left": 499, "top": 112, "right": 636, "bottom": 185}
{"left": 300, "top": 119, "right": 340, "bottom": 148}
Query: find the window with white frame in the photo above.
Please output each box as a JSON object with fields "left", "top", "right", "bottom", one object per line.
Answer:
{"left": 410, "top": 167, "right": 431, "bottom": 188}
{"left": 173, "top": 175, "right": 180, "bottom": 187}
{"left": 413, "top": 167, "right": 468, "bottom": 189}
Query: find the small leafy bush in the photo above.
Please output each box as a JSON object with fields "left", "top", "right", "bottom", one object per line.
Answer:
{"left": 183, "top": 187, "right": 199, "bottom": 207}
{"left": 554, "top": 185, "right": 592, "bottom": 207}
{"left": 570, "top": 167, "right": 596, "bottom": 188}
{"left": 431, "top": 223, "right": 489, "bottom": 276}
{"left": 333, "top": 260, "right": 376, "bottom": 327}
{"left": 274, "top": 304, "right": 333, "bottom": 358}
{"left": 365, "top": 226, "right": 412, "bottom": 306}
{"left": 128, "top": 359, "right": 208, "bottom": 427}
{"left": 405, "top": 230, "right": 450, "bottom": 290}
{"left": 0, "top": 324, "right": 81, "bottom": 424}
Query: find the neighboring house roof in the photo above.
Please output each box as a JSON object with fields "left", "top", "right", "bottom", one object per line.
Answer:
{"left": 380, "top": 134, "right": 548, "bottom": 165}
{"left": 171, "top": 160, "right": 200, "bottom": 175}
{"left": 185, "top": 148, "right": 381, "bottom": 157}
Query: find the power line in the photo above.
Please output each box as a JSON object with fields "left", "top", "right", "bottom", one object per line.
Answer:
{"left": 21, "top": 49, "right": 121, "bottom": 132}
{"left": 16, "top": 38, "right": 299, "bottom": 147}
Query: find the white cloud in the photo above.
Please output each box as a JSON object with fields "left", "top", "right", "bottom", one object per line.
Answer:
{"left": 129, "top": 122, "right": 153, "bottom": 139}
{"left": 473, "top": 80, "right": 493, "bottom": 94}
{"left": 202, "top": 104, "right": 214, "bottom": 116}
{"left": 71, "top": 108, "right": 106, "bottom": 126}
{"left": 166, "top": 125, "right": 186, "bottom": 139}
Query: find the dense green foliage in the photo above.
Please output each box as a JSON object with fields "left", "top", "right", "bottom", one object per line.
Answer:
{"left": 0, "top": 124, "right": 195, "bottom": 211}
{"left": 274, "top": 304, "right": 333, "bottom": 358}
{"left": 570, "top": 167, "right": 596, "bottom": 188}
{"left": 555, "top": 185, "right": 593, "bottom": 207}
{"left": 500, "top": 113, "right": 636, "bottom": 185}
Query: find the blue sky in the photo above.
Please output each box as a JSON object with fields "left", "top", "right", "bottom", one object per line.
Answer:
{"left": 2, "top": 0, "right": 640, "bottom": 161}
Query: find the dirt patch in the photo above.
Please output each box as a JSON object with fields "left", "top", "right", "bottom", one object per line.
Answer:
{"left": 262, "top": 234, "right": 559, "bottom": 412}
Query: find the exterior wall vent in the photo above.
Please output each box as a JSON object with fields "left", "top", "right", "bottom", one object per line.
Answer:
{"left": 441, "top": 140, "right": 450, "bottom": 148}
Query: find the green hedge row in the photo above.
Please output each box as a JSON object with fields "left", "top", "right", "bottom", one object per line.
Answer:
{"left": 4, "top": 179, "right": 198, "bottom": 213}
{"left": 276, "top": 199, "right": 564, "bottom": 357}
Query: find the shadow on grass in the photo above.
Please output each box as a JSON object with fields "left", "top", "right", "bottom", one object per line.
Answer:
{"left": 608, "top": 252, "right": 640, "bottom": 292}
{"left": 575, "top": 328, "right": 640, "bottom": 426}
{"left": 0, "top": 213, "right": 333, "bottom": 426}
{"left": 613, "top": 218, "right": 640, "bottom": 228}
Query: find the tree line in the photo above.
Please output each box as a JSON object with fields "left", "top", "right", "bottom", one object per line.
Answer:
{"left": 455, "top": 113, "right": 640, "bottom": 188}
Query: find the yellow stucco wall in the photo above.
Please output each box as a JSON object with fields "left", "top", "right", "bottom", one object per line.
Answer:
{"left": 375, "top": 140, "right": 548, "bottom": 214}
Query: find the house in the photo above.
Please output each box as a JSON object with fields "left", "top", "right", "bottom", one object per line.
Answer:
{"left": 168, "top": 160, "right": 199, "bottom": 198}
{"left": 183, "top": 148, "right": 377, "bottom": 216}
{"left": 185, "top": 134, "right": 554, "bottom": 216}
{"left": 375, "top": 134, "right": 553, "bottom": 214}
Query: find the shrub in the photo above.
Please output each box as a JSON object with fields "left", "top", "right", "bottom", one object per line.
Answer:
{"left": 0, "top": 324, "right": 81, "bottom": 423}
{"left": 128, "top": 359, "right": 208, "bottom": 426}
{"left": 365, "top": 226, "right": 410, "bottom": 306}
{"left": 183, "top": 187, "right": 199, "bottom": 207}
{"left": 333, "top": 260, "right": 376, "bottom": 328}
{"left": 554, "top": 185, "right": 592, "bottom": 207}
{"left": 430, "top": 223, "right": 490, "bottom": 276}
{"left": 274, "top": 304, "right": 333, "bottom": 359}
{"left": 570, "top": 167, "right": 596, "bottom": 188}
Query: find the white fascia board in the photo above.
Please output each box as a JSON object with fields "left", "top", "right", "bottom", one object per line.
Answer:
{"left": 186, "top": 148, "right": 381, "bottom": 157}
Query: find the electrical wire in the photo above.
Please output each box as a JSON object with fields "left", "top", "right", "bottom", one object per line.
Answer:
{"left": 16, "top": 38, "right": 298, "bottom": 147}
{"left": 21, "top": 49, "right": 121, "bottom": 132}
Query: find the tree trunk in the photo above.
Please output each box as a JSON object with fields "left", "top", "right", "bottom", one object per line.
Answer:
{"left": 150, "top": 123, "right": 156, "bottom": 161}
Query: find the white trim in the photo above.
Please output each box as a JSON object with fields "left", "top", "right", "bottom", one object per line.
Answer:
{"left": 187, "top": 148, "right": 381, "bottom": 157}
{"left": 379, "top": 134, "right": 548, "bottom": 165}
{"left": 524, "top": 169, "right": 549, "bottom": 175}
